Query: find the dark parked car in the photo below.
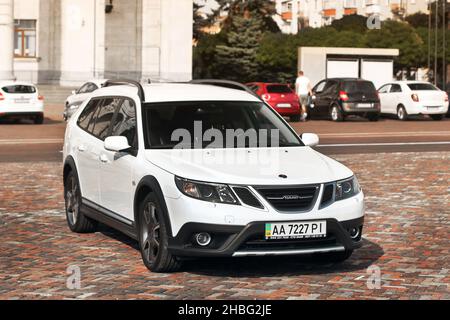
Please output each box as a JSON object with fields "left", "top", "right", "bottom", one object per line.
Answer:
{"left": 309, "top": 78, "right": 381, "bottom": 121}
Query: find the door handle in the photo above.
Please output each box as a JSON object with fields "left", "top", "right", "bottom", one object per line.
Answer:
{"left": 99, "top": 154, "right": 109, "bottom": 164}
{"left": 77, "top": 145, "right": 87, "bottom": 152}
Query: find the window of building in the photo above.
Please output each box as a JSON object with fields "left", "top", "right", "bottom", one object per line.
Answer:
{"left": 14, "top": 20, "right": 37, "bottom": 58}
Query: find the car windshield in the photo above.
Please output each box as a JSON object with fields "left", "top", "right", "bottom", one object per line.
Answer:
{"left": 266, "top": 85, "right": 292, "bottom": 94}
{"left": 407, "top": 83, "right": 438, "bottom": 91}
{"left": 343, "top": 81, "right": 376, "bottom": 93}
{"left": 2, "top": 85, "right": 36, "bottom": 94}
{"left": 143, "top": 101, "right": 304, "bottom": 149}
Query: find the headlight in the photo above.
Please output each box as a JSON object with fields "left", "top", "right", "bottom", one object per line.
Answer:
{"left": 175, "top": 177, "right": 239, "bottom": 205}
{"left": 335, "top": 176, "right": 361, "bottom": 201}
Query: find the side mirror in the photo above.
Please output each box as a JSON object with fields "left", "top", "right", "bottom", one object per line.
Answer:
{"left": 104, "top": 136, "right": 131, "bottom": 153}
{"left": 301, "top": 133, "right": 320, "bottom": 147}
{"left": 71, "top": 90, "right": 77, "bottom": 95}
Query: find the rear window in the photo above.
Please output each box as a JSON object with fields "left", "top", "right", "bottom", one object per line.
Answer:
{"left": 342, "top": 81, "right": 376, "bottom": 93}
{"left": 407, "top": 83, "right": 438, "bottom": 91}
{"left": 1, "top": 85, "right": 36, "bottom": 94}
{"left": 266, "top": 85, "right": 293, "bottom": 94}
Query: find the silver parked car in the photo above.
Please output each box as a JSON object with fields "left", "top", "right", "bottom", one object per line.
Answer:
{"left": 64, "top": 79, "right": 107, "bottom": 120}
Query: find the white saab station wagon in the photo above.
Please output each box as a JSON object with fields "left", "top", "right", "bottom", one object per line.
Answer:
{"left": 63, "top": 79, "right": 365, "bottom": 272}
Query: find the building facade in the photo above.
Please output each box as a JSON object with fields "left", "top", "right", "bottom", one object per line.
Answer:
{"left": 275, "top": 0, "right": 430, "bottom": 33}
{"left": 0, "top": 0, "right": 193, "bottom": 85}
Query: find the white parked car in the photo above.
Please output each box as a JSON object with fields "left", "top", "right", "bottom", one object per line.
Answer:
{"left": 378, "top": 81, "right": 449, "bottom": 120}
{"left": 0, "top": 81, "right": 44, "bottom": 124}
{"left": 64, "top": 79, "right": 107, "bottom": 120}
{"left": 63, "top": 79, "right": 365, "bottom": 272}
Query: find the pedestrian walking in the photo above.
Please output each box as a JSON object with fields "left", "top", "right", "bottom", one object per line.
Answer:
{"left": 295, "top": 71, "right": 312, "bottom": 121}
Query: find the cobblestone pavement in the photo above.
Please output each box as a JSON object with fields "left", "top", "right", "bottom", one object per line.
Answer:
{"left": 0, "top": 152, "right": 449, "bottom": 300}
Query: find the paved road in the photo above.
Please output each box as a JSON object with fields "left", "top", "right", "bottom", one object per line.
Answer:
{"left": 1, "top": 152, "right": 448, "bottom": 299}
{"left": 0, "top": 104, "right": 449, "bottom": 162}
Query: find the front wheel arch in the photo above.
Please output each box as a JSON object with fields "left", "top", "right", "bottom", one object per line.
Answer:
{"left": 134, "top": 176, "right": 173, "bottom": 239}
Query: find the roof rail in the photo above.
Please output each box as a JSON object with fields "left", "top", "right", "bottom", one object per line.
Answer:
{"left": 189, "top": 79, "right": 263, "bottom": 102}
{"left": 102, "top": 79, "right": 145, "bottom": 102}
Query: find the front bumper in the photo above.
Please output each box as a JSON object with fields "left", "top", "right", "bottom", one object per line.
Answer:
{"left": 168, "top": 217, "right": 364, "bottom": 258}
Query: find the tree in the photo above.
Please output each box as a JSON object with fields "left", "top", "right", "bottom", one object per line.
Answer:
{"left": 405, "top": 12, "right": 430, "bottom": 28}
{"left": 364, "top": 20, "right": 426, "bottom": 70}
{"left": 193, "top": 2, "right": 208, "bottom": 41}
{"left": 331, "top": 14, "right": 368, "bottom": 34}
{"left": 214, "top": 16, "right": 263, "bottom": 82}
{"left": 209, "top": 0, "right": 280, "bottom": 33}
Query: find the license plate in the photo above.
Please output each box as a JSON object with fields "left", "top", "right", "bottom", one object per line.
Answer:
{"left": 277, "top": 103, "right": 291, "bottom": 108}
{"left": 14, "top": 99, "right": 30, "bottom": 104}
{"left": 357, "top": 103, "right": 372, "bottom": 108}
{"left": 265, "top": 221, "right": 327, "bottom": 240}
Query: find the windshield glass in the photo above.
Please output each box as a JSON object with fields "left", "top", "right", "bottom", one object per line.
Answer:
{"left": 2, "top": 85, "right": 36, "bottom": 94}
{"left": 266, "top": 85, "right": 292, "bottom": 94}
{"left": 407, "top": 83, "right": 438, "bottom": 91}
{"left": 143, "top": 101, "right": 304, "bottom": 149}
{"left": 343, "top": 81, "right": 376, "bottom": 94}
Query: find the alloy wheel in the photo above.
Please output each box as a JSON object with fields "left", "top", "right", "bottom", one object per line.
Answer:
{"left": 331, "top": 106, "right": 339, "bottom": 121}
{"left": 66, "top": 176, "right": 79, "bottom": 225}
{"left": 141, "top": 202, "right": 161, "bottom": 264}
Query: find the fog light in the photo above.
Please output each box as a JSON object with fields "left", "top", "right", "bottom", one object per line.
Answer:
{"left": 349, "top": 227, "right": 360, "bottom": 239}
{"left": 195, "top": 233, "right": 212, "bottom": 247}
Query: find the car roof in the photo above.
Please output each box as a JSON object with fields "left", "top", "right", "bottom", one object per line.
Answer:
{"left": 325, "top": 78, "right": 367, "bottom": 82}
{"left": 91, "top": 83, "right": 262, "bottom": 103}
{"left": 85, "top": 79, "right": 108, "bottom": 87}
{"left": 0, "top": 81, "right": 36, "bottom": 87}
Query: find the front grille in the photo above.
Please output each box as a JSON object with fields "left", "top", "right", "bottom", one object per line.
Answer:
{"left": 233, "top": 187, "right": 264, "bottom": 209}
{"left": 255, "top": 185, "right": 319, "bottom": 212}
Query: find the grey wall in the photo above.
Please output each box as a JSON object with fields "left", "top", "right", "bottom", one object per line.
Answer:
{"left": 38, "top": 0, "right": 61, "bottom": 84}
{"left": 104, "top": 0, "right": 143, "bottom": 80}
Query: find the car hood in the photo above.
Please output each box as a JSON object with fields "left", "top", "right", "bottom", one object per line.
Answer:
{"left": 144, "top": 147, "right": 353, "bottom": 186}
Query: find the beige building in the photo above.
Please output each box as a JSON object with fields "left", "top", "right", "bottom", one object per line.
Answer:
{"left": 0, "top": 0, "right": 194, "bottom": 85}
{"left": 275, "top": 0, "right": 430, "bottom": 33}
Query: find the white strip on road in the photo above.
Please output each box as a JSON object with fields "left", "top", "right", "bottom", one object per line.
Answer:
{"left": 318, "top": 141, "right": 450, "bottom": 147}
{"left": 0, "top": 139, "right": 63, "bottom": 145}
{"left": 319, "top": 131, "right": 450, "bottom": 138}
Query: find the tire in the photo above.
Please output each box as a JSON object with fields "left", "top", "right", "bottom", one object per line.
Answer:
{"left": 316, "top": 250, "right": 353, "bottom": 263}
{"left": 290, "top": 114, "right": 301, "bottom": 122}
{"left": 138, "top": 193, "right": 181, "bottom": 273}
{"left": 64, "top": 170, "right": 97, "bottom": 233}
{"left": 397, "top": 105, "right": 408, "bottom": 121}
{"left": 330, "top": 104, "right": 344, "bottom": 122}
{"left": 34, "top": 114, "right": 44, "bottom": 125}
{"left": 368, "top": 113, "right": 380, "bottom": 122}
{"left": 430, "top": 114, "right": 444, "bottom": 121}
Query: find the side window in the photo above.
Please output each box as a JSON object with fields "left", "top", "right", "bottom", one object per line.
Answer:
{"left": 323, "top": 80, "right": 337, "bottom": 92}
{"left": 77, "top": 99, "right": 100, "bottom": 130}
{"left": 390, "top": 84, "right": 402, "bottom": 93}
{"left": 111, "top": 99, "right": 137, "bottom": 148}
{"left": 378, "top": 84, "right": 391, "bottom": 93}
{"left": 314, "top": 81, "right": 326, "bottom": 93}
{"left": 87, "top": 83, "right": 98, "bottom": 93}
{"left": 91, "top": 98, "right": 122, "bottom": 141}
{"left": 77, "top": 83, "right": 90, "bottom": 94}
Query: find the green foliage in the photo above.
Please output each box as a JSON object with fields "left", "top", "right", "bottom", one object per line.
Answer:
{"left": 211, "top": 0, "right": 280, "bottom": 33}
{"left": 193, "top": 10, "right": 446, "bottom": 83}
{"left": 331, "top": 14, "right": 368, "bottom": 34}
{"left": 364, "top": 20, "right": 425, "bottom": 68}
{"left": 214, "top": 16, "right": 263, "bottom": 82}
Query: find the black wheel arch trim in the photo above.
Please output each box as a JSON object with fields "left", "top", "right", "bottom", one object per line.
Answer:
{"left": 134, "top": 175, "right": 174, "bottom": 238}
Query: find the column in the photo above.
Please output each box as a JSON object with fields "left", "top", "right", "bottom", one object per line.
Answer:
{"left": 0, "top": 0, "right": 14, "bottom": 80}
{"left": 291, "top": 0, "right": 299, "bottom": 35}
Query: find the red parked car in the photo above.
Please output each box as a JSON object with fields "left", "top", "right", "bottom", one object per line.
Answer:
{"left": 246, "top": 82, "right": 301, "bottom": 122}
